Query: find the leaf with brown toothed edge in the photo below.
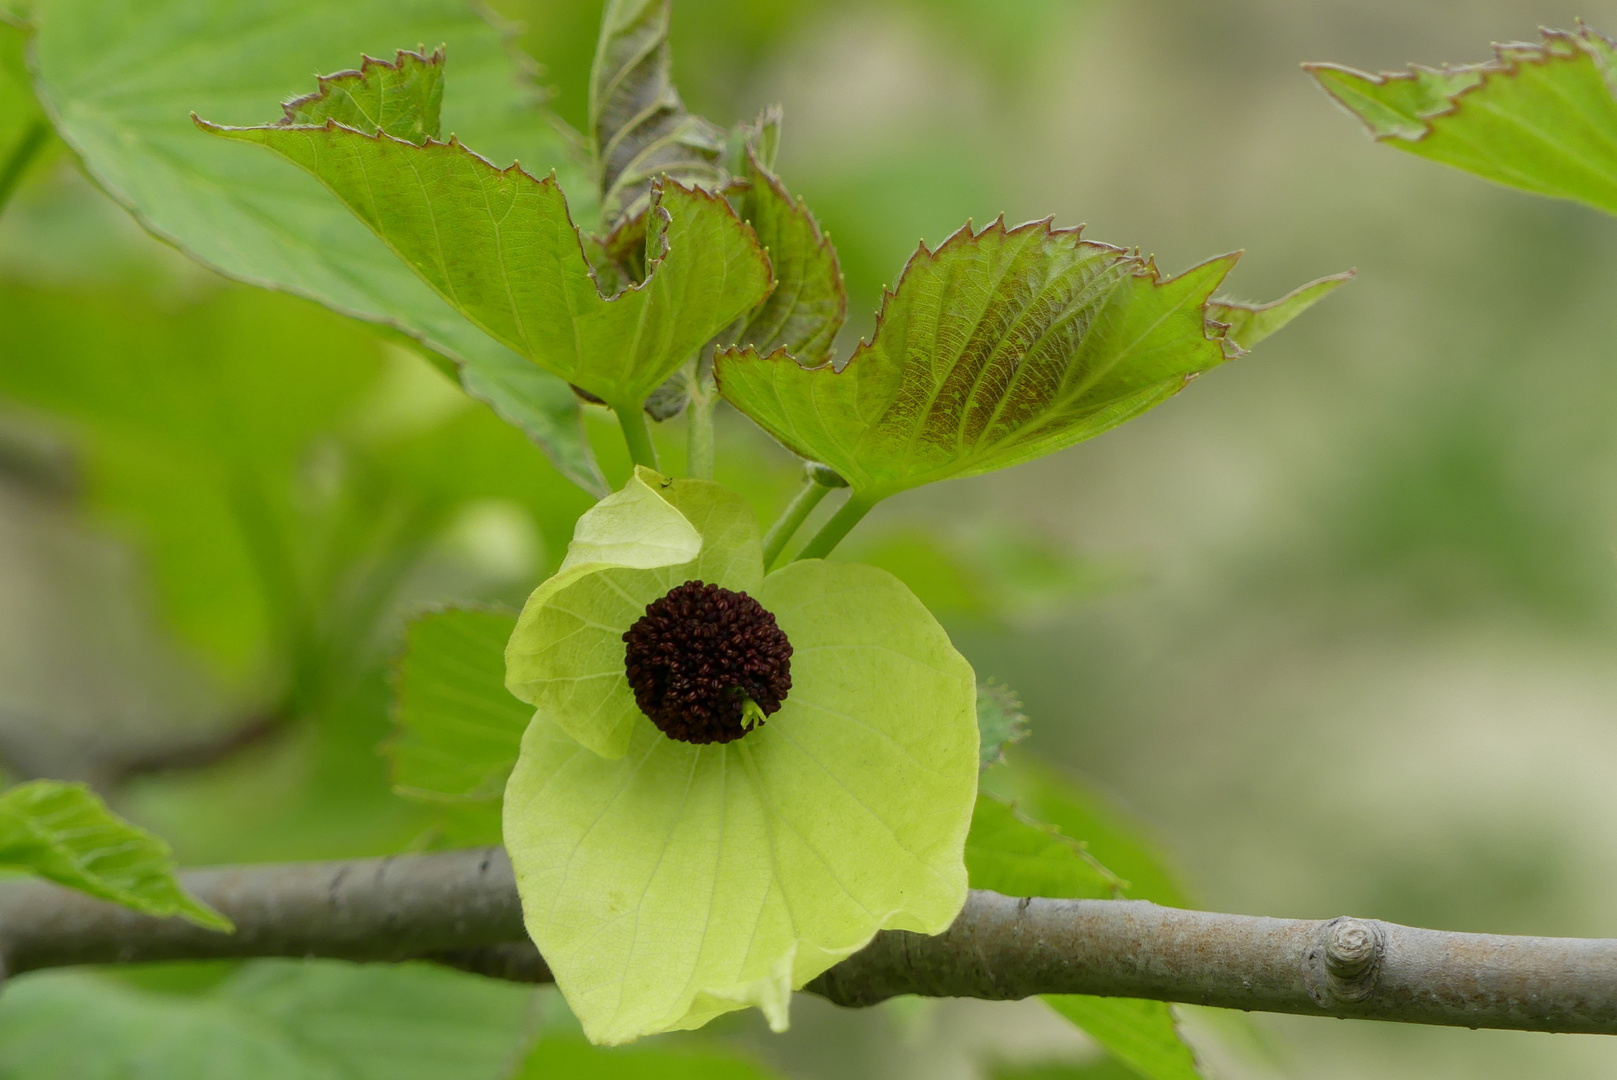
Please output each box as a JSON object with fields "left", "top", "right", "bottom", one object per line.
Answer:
{"left": 197, "top": 85, "right": 773, "bottom": 413}
{"left": 591, "top": 0, "right": 727, "bottom": 231}
{"left": 278, "top": 46, "right": 446, "bottom": 146}
{"left": 726, "top": 139, "right": 847, "bottom": 365}
{"left": 716, "top": 215, "right": 1347, "bottom": 503}
{"left": 639, "top": 111, "right": 847, "bottom": 421}
{"left": 1307, "top": 24, "right": 1617, "bottom": 216}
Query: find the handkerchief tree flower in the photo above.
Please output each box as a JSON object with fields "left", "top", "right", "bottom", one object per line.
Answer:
{"left": 501, "top": 467, "right": 978, "bottom": 1043}
{"left": 191, "top": 0, "right": 1345, "bottom": 1058}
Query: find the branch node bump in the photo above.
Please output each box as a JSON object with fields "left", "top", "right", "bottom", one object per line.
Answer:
{"left": 1305, "top": 916, "right": 1384, "bottom": 1005}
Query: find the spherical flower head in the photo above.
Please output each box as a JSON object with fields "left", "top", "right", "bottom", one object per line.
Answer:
{"left": 503, "top": 467, "right": 979, "bottom": 1045}
{"left": 623, "top": 581, "right": 793, "bottom": 744}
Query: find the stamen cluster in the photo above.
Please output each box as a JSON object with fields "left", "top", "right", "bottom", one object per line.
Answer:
{"left": 622, "top": 581, "right": 793, "bottom": 744}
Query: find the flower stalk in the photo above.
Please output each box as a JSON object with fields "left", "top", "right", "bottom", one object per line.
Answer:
{"left": 762, "top": 471, "right": 835, "bottom": 567}
{"left": 795, "top": 492, "right": 877, "bottom": 561}
{"left": 614, "top": 402, "right": 660, "bottom": 472}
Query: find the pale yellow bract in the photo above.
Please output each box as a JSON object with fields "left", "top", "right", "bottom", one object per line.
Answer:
{"left": 502, "top": 467, "right": 979, "bottom": 1044}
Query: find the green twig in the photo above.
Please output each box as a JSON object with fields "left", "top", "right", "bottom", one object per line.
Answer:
{"left": 762, "top": 473, "right": 833, "bottom": 568}
{"left": 685, "top": 370, "right": 716, "bottom": 480}
{"left": 613, "top": 402, "right": 659, "bottom": 472}
{"left": 0, "top": 120, "right": 49, "bottom": 218}
{"left": 794, "top": 492, "right": 877, "bottom": 562}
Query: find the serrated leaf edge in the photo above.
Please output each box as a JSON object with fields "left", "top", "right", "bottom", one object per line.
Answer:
{"left": 275, "top": 45, "right": 445, "bottom": 130}
{"left": 716, "top": 214, "right": 1239, "bottom": 387}
{"left": 194, "top": 113, "right": 776, "bottom": 402}
{"left": 1304, "top": 22, "right": 1617, "bottom": 144}
{"left": 731, "top": 141, "right": 848, "bottom": 361}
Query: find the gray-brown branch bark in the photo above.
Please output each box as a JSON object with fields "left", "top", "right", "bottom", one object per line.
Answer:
{"left": 1, "top": 848, "right": 1614, "bottom": 1035}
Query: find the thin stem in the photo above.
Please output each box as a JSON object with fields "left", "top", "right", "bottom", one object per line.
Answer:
{"left": 761, "top": 474, "right": 833, "bottom": 568}
{"left": 794, "top": 493, "right": 877, "bottom": 561}
{"left": 0, "top": 120, "right": 49, "bottom": 218}
{"left": 613, "top": 402, "right": 659, "bottom": 472}
{"left": 685, "top": 375, "right": 716, "bottom": 481}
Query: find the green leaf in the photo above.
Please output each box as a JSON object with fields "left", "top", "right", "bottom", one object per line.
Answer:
{"left": 590, "top": 0, "right": 726, "bottom": 228}
{"left": 965, "top": 793, "right": 1122, "bottom": 898}
{"left": 0, "top": 961, "right": 536, "bottom": 1079}
{"left": 387, "top": 607, "right": 528, "bottom": 803}
{"left": 728, "top": 142, "right": 846, "bottom": 364}
{"left": 1210, "top": 270, "right": 1354, "bottom": 350}
{"left": 1, "top": 15, "right": 49, "bottom": 210}
{"left": 1041, "top": 999, "right": 1200, "bottom": 1080}
{"left": 503, "top": 472, "right": 978, "bottom": 1043}
{"left": 977, "top": 680, "right": 1030, "bottom": 770}
{"left": 717, "top": 219, "right": 1328, "bottom": 503}
{"left": 201, "top": 105, "right": 773, "bottom": 413}
{"left": 517, "top": 1034, "right": 784, "bottom": 1079}
{"left": 981, "top": 756, "right": 1190, "bottom": 909}
{"left": 280, "top": 48, "right": 445, "bottom": 145}
{"left": 0, "top": 781, "right": 229, "bottom": 931}
{"left": 30, "top": 0, "right": 605, "bottom": 492}
{"left": 1307, "top": 26, "right": 1617, "bottom": 216}
{"left": 966, "top": 794, "right": 1201, "bottom": 1080}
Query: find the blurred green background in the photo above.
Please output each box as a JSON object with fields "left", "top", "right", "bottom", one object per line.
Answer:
{"left": 5, "top": 0, "right": 1617, "bottom": 1076}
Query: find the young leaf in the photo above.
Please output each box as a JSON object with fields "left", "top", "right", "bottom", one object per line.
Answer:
{"left": 590, "top": 0, "right": 726, "bottom": 228}
{"left": 1307, "top": 25, "right": 1617, "bottom": 216}
{"left": 0, "top": 781, "right": 230, "bottom": 931}
{"left": 966, "top": 794, "right": 1202, "bottom": 1080}
{"left": 1210, "top": 270, "right": 1354, "bottom": 350}
{"left": 728, "top": 143, "right": 846, "bottom": 364}
{"left": 387, "top": 607, "right": 528, "bottom": 803}
{"left": 279, "top": 47, "right": 446, "bottom": 145}
{"left": 0, "top": 962, "right": 536, "bottom": 1080}
{"left": 29, "top": 0, "right": 605, "bottom": 493}
{"left": 717, "top": 218, "right": 1344, "bottom": 505}
{"left": 977, "top": 680, "right": 1030, "bottom": 769}
{"left": 199, "top": 99, "right": 772, "bottom": 413}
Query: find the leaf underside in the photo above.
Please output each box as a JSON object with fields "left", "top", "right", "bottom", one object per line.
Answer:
{"left": 590, "top": 0, "right": 726, "bottom": 229}
{"left": 1307, "top": 24, "right": 1617, "bottom": 216}
{"left": 965, "top": 794, "right": 1203, "bottom": 1080}
{"left": 720, "top": 144, "right": 847, "bottom": 365}
{"left": 200, "top": 104, "right": 772, "bottom": 412}
{"left": 30, "top": 0, "right": 605, "bottom": 493}
{"left": 716, "top": 218, "right": 1247, "bottom": 500}
{"left": 280, "top": 46, "right": 446, "bottom": 146}
{"left": 0, "top": 781, "right": 229, "bottom": 930}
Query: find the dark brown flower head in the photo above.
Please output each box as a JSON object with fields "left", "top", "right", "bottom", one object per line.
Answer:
{"left": 622, "top": 580, "right": 793, "bottom": 744}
